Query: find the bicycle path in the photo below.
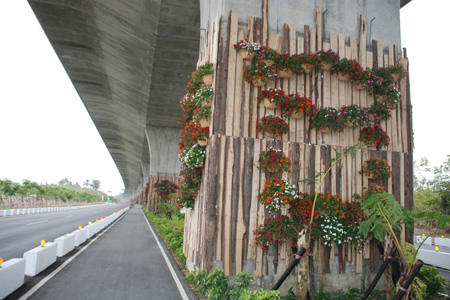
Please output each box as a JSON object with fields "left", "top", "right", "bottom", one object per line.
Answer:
{"left": 7, "top": 205, "right": 196, "bottom": 300}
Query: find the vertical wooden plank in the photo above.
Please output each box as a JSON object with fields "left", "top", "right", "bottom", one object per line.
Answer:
{"left": 262, "top": 0, "right": 268, "bottom": 46}
{"left": 359, "top": 15, "right": 367, "bottom": 69}
{"left": 330, "top": 32, "right": 338, "bottom": 147}
{"left": 225, "top": 13, "right": 239, "bottom": 137}
{"left": 255, "top": 140, "right": 266, "bottom": 276}
{"left": 223, "top": 137, "right": 233, "bottom": 275}
{"left": 235, "top": 138, "right": 246, "bottom": 274}
{"left": 233, "top": 29, "right": 245, "bottom": 137}
{"left": 316, "top": 6, "right": 322, "bottom": 51}
{"left": 242, "top": 138, "right": 254, "bottom": 261}
{"left": 400, "top": 58, "right": 409, "bottom": 153}
{"left": 297, "top": 37, "right": 305, "bottom": 144}
{"left": 216, "top": 135, "right": 226, "bottom": 261}
{"left": 288, "top": 24, "right": 297, "bottom": 141}
{"left": 247, "top": 139, "right": 260, "bottom": 259}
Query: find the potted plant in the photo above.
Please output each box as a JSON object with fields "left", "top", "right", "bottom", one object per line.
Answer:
{"left": 359, "top": 158, "right": 392, "bottom": 180}
{"left": 257, "top": 147, "right": 292, "bottom": 174}
{"left": 275, "top": 53, "right": 294, "bottom": 78}
{"left": 192, "top": 86, "right": 213, "bottom": 108}
{"left": 258, "top": 88, "right": 286, "bottom": 109}
{"left": 374, "top": 67, "right": 393, "bottom": 83}
{"left": 340, "top": 105, "right": 370, "bottom": 127}
{"left": 386, "top": 63, "right": 408, "bottom": 82}
{"left": 299, "top": 52, "right": 320, "bottom": 73}
{"left": 181, "top": 144, "right": 206, "bottom": 169}
{"left": 196, "top": 62, "right": 214, "bottom": 86}
{"left": 280, "top": 93, "right": 316, "bottom": 119}
{"left": 310, "top": 107, "right": 345, "bottom": 132}
{"left": 254, "top": 216, "right": 297, "bottom": 252}
{"left": 368, "top": 102, "right": 392, "bottom": 122}
{"left": 233, "top": 39, "right": 261, "bottom": 60}
{"left": 316, "top": 49, "right": 340, "bottom": 71}
{"left": 359, "top": 124, "right": 390, "bottom": 149}
{"left": 256, "top": 115, "right": 289, "bottom": 138}
{"left": 257, "top": 178, "right": 298, "bottom": 213}
{"left": 195, "top": 106, "right": 211, "bottom": 128}
{"left": 255, "top": 46, "right": 279, "bottom": 66}
{"left": 243, "top": 60, "right": 279, "bottom": 86}
{"left": 197, "top": 127, "right": 210, "bottom": 147}
{"left": 332, "top": 58, "right": 362, "bottom": 82}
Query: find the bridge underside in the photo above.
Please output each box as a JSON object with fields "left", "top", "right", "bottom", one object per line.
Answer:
{"left": 28, "top": 0, "right": 200, "bottom": 196}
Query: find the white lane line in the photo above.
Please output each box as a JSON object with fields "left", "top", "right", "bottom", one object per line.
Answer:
{"left": 141, "top": 210, "right": 189, "bottom": 300}
{"left": 18, "top": 212, "right": 127, "bottom": 300}
{"left": 26, "top": 220, "right": 48, "bottom": 226}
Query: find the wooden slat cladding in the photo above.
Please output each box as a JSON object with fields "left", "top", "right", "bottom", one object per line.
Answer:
{"left": 183, "top": 5, "right": 413, "bottom": 280}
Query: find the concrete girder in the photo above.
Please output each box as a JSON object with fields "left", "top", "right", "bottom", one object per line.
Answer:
{"left": 28, "top": 0, "right": 200, "bottom": 195}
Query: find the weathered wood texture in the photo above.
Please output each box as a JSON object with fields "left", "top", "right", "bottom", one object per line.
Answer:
{"left": 184, "top": 7, "right": 413, "bottom": 281}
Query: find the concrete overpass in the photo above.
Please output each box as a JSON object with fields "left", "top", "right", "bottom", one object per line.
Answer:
{"left": 28, "top": 0, "right": 411, "bottom": 198}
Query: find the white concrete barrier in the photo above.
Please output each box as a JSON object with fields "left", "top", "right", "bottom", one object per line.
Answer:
{"left": 55, "top": 234, "right": 75, "bottom": 257}
{"left": 86, "top": 225, "right": 95, "bottom": 239}
{"left": 433, "top": 237, "right": 450, "bottom": 248}
{"left": 417, "top": 248, "right": 450, "bottom": 270}
{"left": 23, "top": 242, "right": 57, "bottom": 276}
{"left": 0, "top": 258, "right": 26, "bottom": 299}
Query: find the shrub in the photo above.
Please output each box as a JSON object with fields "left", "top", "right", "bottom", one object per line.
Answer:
{"left": 416, "top": 266, "right": 446, "bottom": 299}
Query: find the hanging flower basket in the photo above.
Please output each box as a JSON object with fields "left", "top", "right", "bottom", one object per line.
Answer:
{"left": 291, "top": 112, "right": 303, "bottom": 119}
{"left": 257, "top": 178, "right": 298, "bottom": 213}
{"left": 257, "top": 147, "right": 291, "bottom": 174}
{"left": 197, "top": 139, "right": 208, "bottom": 147}
{"left": 265, "top": 59, "right": 276, "bottom": 67}
{"left": 392, "top": 73, "right": 400, "bottom": 82}
{"left": 255, "top": 78, "right": 266, "bottom": 87}
{"left": 202, "top": 74, "right": 214, "bottom": 86}
{"left": 201, "top": 99, "right": 211, "bottom": 107}
{"left": 199, "top": 117, "right": 210, "bottom": 128}
{"left": 338, "top": 73, "right": 350, "bottom": 81}
{"left": 256, "top": 115, "right": 289, "bottom": 137}
{"left": 355, "top": 83, "right": 365, "bottom": 90}
{"left": 322, "top": 63, "right": 332, "bottom": 71}
{"left": 239, "top": 49, "right": 256, "bottom": 60}
{"left": 302, "top": 63, "right": 313, "bottom": 73}
{"left": 359, "top": 158, "right": 392, "bottom": 180}
{"left": 278, "top": 68, "right": 293, "bottom": 78}
{"left": 263, "top": 98, "right": 277, "bottom": 109}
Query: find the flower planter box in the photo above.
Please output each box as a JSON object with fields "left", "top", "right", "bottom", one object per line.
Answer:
{"left": 201, "top": 99, "right": 211, "bottom": 107}
{"left": 355, "top": 83, "right": 365, "bottom": 90}
{"left": 198, "top": 139, "right": 208, "bottom": 147}
{"left": 322, "top": 63, "right": 332, "bottom": 71}
{"left": 319, "top": 127, "right": 331, "bottom": 133}
{"left": 239, "top": 49, "right": 255, "bottom": 60}
{"left": 202, "top": 74, "right": 214, "bottom": 86}
{"left": 302, "top": 64, "right": 313, "bottom": 73}
{"left": 199, "top": 117, "right": 210, "bottom": 128}
{"left": 263, "top": 98, "right": 277, "bottom": 109}
{"left": 391, "top": 73, "right": 400, "bottom": 82}
{"left": 264, "top": 59, "right": 275, "bottom": 67}
{"left": 347, "top": 121, "right": 354, "bottom": 128}
{"left": 338, "top": 73, "right": 350, "bottom": 81}
{"left": 255, "top": 79, "right": 266, "bottom": 87}
{"left": 291, "top": 112, "right": 303, "bottom": 119}
{"left": 278, "top": 69, "right": 293, "bottom": 78}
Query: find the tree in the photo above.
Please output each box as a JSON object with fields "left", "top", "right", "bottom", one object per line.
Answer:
{"left": 58, "top": 178, "right": 72, "bottom": 186}
{"left": 83, "top": 179, "right": 90, "bottom": 188}
{"left": 90, "top": 180, "right": 101, "bottom": 190}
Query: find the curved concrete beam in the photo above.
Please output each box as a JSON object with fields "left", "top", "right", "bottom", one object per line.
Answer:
{"left": 28, "top": 0, "right": 199, "bottom": 195}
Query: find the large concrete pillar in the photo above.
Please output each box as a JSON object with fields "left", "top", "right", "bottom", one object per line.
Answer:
{"left": 183, "top": 0, "right": 413, "bottom": 295}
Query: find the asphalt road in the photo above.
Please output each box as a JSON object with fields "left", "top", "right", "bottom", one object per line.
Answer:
{"left": 0, "top": 202, "right": 129, "bottom": 261}
{"left": 13, "top": 205, "right": 193, "bottom": 300}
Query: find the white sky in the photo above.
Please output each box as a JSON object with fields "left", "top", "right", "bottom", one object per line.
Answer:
{"left": 0, "top": 1, "right": 448, "bottom": 196}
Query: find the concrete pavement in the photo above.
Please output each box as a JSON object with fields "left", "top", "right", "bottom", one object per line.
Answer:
{"left": 6, "top": 205, "right": 196, "bottom": 300}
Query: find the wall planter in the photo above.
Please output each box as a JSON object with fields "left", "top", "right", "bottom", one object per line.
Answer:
{"left": 338, "top": 73, "right": 350, "bottom": 81}
{"left": 202, "top": 74, "right": 214, "bottom": 86}
{"left": 199, "top": 117, "right": 210, "bottom": 128}
{"left": 263, "top": 98, "right": 277, "bottom": 109}
{"left": 197, "top": 139, "right": 208, "bottom": 147}
{"left": 278, "top": 68, "right": 293, "bottom": 78}
{"left": 239, "top": 49, "right": 255, "bottom": 60}
{"left": 322, "top": 63, "right": 332, "bottom": 71}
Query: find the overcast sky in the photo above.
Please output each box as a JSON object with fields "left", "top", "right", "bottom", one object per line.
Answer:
{"left": 0, "top": 1, "right": 449, "bottom": 196}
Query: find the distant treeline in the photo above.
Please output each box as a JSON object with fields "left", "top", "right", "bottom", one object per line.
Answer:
{"left": 0, "top": 179, "right": 112, "bottom": 207}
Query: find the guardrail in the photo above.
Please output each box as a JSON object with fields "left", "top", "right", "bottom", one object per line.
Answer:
{"left": 0, "top": 203, "right": 109, "bottom": 217}
{"left": 0, "top": 206, "right": 129, "bottom": 299}
{"left": 415, "top": 235, "right": 450, "bottom": 270}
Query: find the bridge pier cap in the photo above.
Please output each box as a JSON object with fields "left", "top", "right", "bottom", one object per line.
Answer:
{"left": 200, "top": 0, "right": 401, "bottom": 50}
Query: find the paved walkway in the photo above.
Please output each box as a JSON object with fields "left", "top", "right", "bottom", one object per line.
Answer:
{"left": 8, "top": 205, "right": 196, "bottom": 300}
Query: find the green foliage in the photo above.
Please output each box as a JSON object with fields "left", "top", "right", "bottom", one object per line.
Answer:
{"left": 144, "top": 209, "right": 186, "bottom": 268}
{"left": 0, "top": 179, "right": 103, "bottom": 205}
{"left": 186, "top": 269, "right": 284, "bottom": 300}
{"left": 416, "top": 266, "right": 446, "bottom": 299}
{"left": 359, "top": 192, "right": 412, "bottom": 243}
{"left": 315, "top": 285, "right": 386, "bottom": 300}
